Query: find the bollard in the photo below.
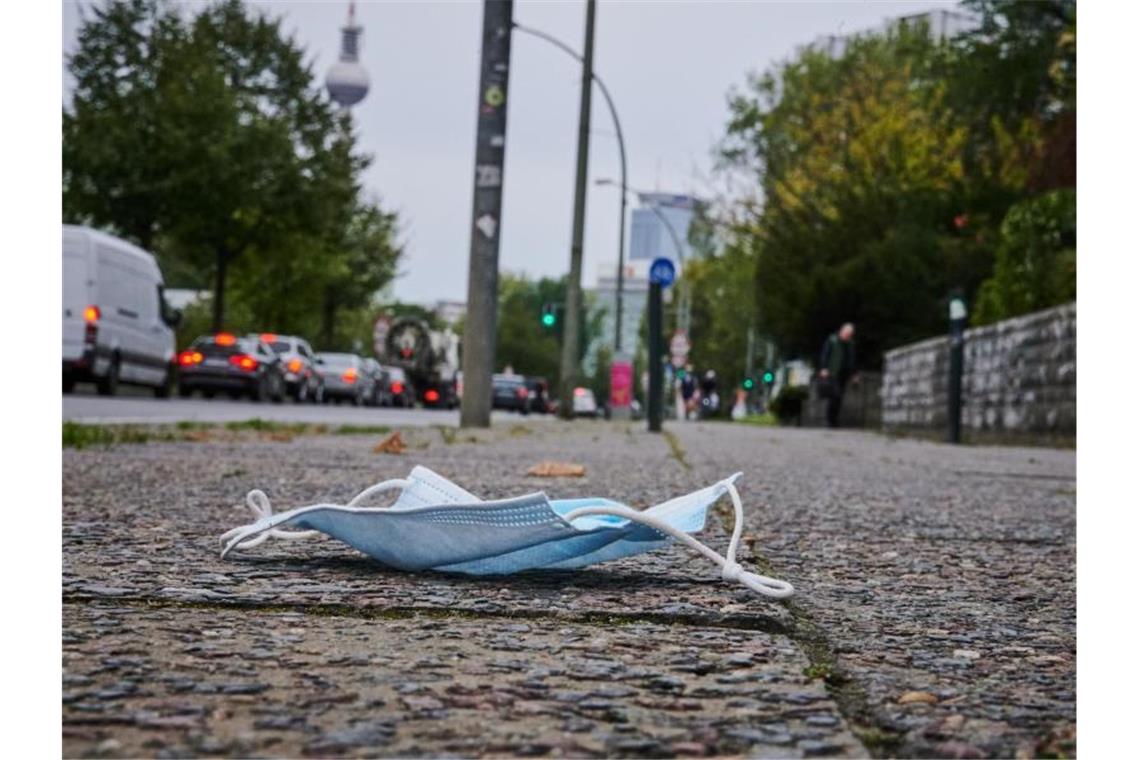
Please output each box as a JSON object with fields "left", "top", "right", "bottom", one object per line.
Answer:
{"left": 948, "top": 294, "right": 967, "bottom": 444}
{"left": 647, "top": 281, "right": 663, "bottom": 433}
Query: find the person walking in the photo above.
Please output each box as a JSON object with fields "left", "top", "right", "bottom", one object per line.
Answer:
{"left": 679, "top": 364, "right": 698, "bottom": 421}
{"left": 819, "top": 322, "right": 856, "bottom": 428}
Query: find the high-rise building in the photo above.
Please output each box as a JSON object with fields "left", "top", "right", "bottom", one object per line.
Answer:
{"left": 629, "top": 194, "right": 699, "bottom": 264}
{"left": 325, "top": 2, "right": 369, "bottom": 111}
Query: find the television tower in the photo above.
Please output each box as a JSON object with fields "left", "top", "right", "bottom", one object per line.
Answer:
{"left": 325, "top": 2, "right": 369, "bottom": 111}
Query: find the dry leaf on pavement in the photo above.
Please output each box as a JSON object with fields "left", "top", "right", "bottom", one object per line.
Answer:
{"left": 527, "top": 461, "right": 586, "bottom": 477}
{"left": 373, "top": 431, "right": 407, "bottom": 455}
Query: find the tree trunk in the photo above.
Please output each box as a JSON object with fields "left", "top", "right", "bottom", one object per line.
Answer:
{"left": 212, "top": 249, "right": 228, "bottom": 332}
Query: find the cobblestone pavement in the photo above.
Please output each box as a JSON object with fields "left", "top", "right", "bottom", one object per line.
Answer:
{"left": 62, "top": 422, "right": 1075, "bottom": 757}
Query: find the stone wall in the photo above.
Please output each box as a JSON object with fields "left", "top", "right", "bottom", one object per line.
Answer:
{"left": 881, "top": 302, "right": 1076, "bottom": 440}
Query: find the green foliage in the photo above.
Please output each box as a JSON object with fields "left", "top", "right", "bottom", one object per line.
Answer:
{"left": 495, "top": 274, "right": 604, "bottom": 389}
{"left": 973, "top": 189, "right": 1075, "bottom": 325}
{"left": 685, "top": 239, "right": 757, "bottom": 412}
{"left": 714, "top": 2, "right": 1075, "bottom": 366}
{"left": 64, "top": 0, "right": 400, "bottom": 342}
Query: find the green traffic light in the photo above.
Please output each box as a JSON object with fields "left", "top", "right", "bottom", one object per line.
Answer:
{"left": 743, "top": 378, "right": 754, "bottom": 390}
{"left": 542, "top": 313, "right": 555, "bottom": 327}
{"left": 762, "top": 371, "right": 775, "bottom": 384}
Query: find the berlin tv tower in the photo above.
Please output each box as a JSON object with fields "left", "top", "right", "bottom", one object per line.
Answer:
{"left": 325, "top": 2, "right": 369, "bottom": 111}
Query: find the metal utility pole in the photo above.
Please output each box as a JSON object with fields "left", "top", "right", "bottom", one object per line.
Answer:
{"left": 511, "top": 22, "right": 628, "bottom": 355}
{"left": 460, "top": 0, "right": 513, "bottom": 428}
{"left": 557, "top": 0, "right": 596, "bottom": 420}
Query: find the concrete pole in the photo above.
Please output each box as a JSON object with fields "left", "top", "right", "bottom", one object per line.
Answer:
{"left": 557, "top": 0, "right": 596, "bottom": 420}
{"left": 460, "top": 0, "right": 513, "bottom": 428}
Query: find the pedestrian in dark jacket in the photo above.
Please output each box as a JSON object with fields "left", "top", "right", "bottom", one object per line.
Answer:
{"left": 819, "top": 323, "right": 856, "bottom": 428}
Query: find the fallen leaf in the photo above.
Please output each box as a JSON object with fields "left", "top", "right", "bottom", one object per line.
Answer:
{"left": 373, "top": 431, "right": 406, "bottom": 455}
{"left": 899, "top": 691, "right": 939, "bottom": 705}
{"left": 527, "top": 461, "right": 586, "bottom": 477}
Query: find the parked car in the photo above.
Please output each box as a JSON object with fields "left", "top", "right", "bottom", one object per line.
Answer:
{"left": 316, "top": 353, "right": 376, "bottom": 406}
{"left": 176, "top": 333, "right": 286, "bottom": 402}
{"left": 62, "top": 225, "right": 181, "bottom": 396}
{"left": 492, "top": 374, "right": 530, "bottom": 414}
{"left": 383, "top": 365, "right": 415, "bottom": 407}
{"left": 361, "top": 358, "right": 387, "bottom": 407}
{"left": 252, "top": 333, "right": 323, "bottom": 403}
{"left": 572, "top": 386, "right": 600, "bottom": 418}
{"left": 524, "top": 376, "right": 552, "bottom": 414}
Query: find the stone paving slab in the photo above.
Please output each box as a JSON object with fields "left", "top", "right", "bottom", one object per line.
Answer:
{"left": 63, "top": 603, "right": 865, "bottom": 759}
{"left": 670, "top": 424, "right": 1076, "bottom": 758}
{"left": 62, "top": 427, "right": 792, "bottom": 628}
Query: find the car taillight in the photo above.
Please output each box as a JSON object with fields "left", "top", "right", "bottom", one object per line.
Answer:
{"left": 424, "top": 389, "right": 440, "bottom": 403}
{"left": 516, "top": 387, "right": 529, "bottom": 399}
{"left": 342, "top": 368, "right": 358, "bottom": 384}
{"left": 83, "top": 305, "right": 100, "bottom": 323}
{"left": 287, "top": 358, "right": 303, "bottom": 373}
{"left": 390, "top": 381, "right": 404, "bottom": 394}
{"left": 229, "top": 354, "right": 258, "bottom": 371}
{"left": 178, "top": 350, "right": 203, "bottom": 366}
{"left": 215, "top": 332, "right": 236, "bottom": 346}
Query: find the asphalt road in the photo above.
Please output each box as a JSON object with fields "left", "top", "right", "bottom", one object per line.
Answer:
{"left": 62, "top": 386, "right": 540, "bottom": 426}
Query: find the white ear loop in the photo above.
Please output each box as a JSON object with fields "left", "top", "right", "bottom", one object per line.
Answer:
{"left": 219, "top": 478, "right": 411, "bottom": 558}
{"left": 561, "top": 480, "right": 794, "bottom": 599}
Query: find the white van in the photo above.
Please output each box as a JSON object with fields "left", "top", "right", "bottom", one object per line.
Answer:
{"left": 62, "top": 225, "right": 181, "bottom": 396}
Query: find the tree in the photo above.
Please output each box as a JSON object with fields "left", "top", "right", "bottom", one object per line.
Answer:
{"left": 714, "top": 4, "right": 1075, "bottom": 366}
{"left": 720, "top": 25, "right": 983, "bottom": 364}
{"left": 972, "top": 188, "right": 1075, "bottom": 325}
{"left": 496, "top": 274, "right": 604, "bottom": 389}
{"left": 64, "top": 0, "right": 400, "bottom": 337}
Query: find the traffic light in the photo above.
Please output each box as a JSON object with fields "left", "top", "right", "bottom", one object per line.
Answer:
{"left": 541, "top": 303, "right": 556, "bottom": 328}
{"left": 742, "top": 377, "right": 755, "bottom": 390}
{"left": 762, "top": 370, "right": 775, "bottom": 385}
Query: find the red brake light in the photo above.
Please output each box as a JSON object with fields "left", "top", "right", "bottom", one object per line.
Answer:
{"left": 342, "top": 368, "right": 358, "bottom": 384}
{"left": 215, "top": 332, "right": 236, "bottom": 346}
{"left": 424, "top": 389, "right": 440, "bottom": 403}
{"left": 517, "top": 387, "right": 529, "bottom": 398}
{"left": 228, "top": 354, "right": 258, "bottom": 371}
{"left": 83, "top": 305, "right": 100, "bottom": 323}
{"left": 287, "top": 358, "right": 303, "bottom": 373}
{"left": 390, "top": 381, "right": 404, "bottom": 394}
{"left": 178, "top": 350, "right": 203, "bottom": 366}
{"left": 260, "top": 333, "right": 278, "bottom": 343}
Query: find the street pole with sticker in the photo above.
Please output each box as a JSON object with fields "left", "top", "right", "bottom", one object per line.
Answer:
{"left": 461, "top": 1, "right": 513, "bottom": 428}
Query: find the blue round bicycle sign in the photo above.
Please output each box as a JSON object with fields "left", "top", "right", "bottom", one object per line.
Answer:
{"left": 649, "top": 257, "right": 676, "bottom": 287}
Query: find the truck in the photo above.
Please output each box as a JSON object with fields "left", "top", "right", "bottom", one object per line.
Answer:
{"left": 374, "top": 316, "right": 460, "bottom": 409}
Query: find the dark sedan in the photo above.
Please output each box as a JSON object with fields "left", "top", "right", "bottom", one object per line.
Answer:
{"left": 492, "top": 373, "right": 530, "bottom": 414}
{"left": 176, "top": 333, "right": 286, "bottom": 402}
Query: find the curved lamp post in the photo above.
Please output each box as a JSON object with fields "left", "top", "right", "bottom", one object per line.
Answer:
{"left": 511, "top": 20, "right": 630, "bottom": 354}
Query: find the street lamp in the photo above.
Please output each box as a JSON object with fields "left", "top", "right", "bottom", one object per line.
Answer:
{"left": 511, "top": 20, "right": 629, "bottom": 355}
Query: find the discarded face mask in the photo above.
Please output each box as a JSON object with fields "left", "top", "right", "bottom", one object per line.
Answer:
{"left": 218, "top": 466, "right": 794, "bottom": 599}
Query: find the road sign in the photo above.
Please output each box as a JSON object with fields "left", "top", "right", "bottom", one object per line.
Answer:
{"left": 649, "top": 257, "right": 676, "bottom": 287}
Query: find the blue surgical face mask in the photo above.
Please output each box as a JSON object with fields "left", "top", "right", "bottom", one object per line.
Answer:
{"left": 219, "top": 466, "right": 793, "bottom": 599}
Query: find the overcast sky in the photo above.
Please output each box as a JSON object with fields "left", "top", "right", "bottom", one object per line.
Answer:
{"left": 63, "top": 0, "right": 958, "bottom": 304}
